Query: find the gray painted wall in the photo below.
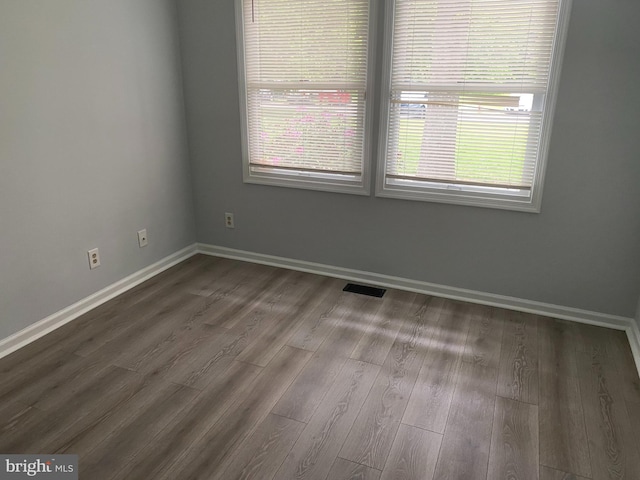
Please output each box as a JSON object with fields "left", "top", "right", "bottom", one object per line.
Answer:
{"left": 0, "top": 0, "right": 195, "bottom": 339}
{"left": 177, "top": 0, "right": 640, "bottom": 318}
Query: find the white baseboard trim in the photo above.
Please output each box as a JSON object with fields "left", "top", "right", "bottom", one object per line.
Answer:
{"left": 628, "top": 321, "right": 640, "bottom": 375}
{"left": 0, "top": 244, "right": 198, "bottom": 360}
{"left": 633, "top": 300, "right": 640, "bottom": 373}
{"left": 198, "top": 243, "right": 640, "bottom": 374}
{"left": 3, "top": 241, "right": 639, "bottom": 378}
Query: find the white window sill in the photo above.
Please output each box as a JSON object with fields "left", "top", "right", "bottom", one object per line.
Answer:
{"left": 376, "top": 180, "right": 541, "bottom": 213}
{"left": 244, "top": 170, "right": 370, "bottom": 196}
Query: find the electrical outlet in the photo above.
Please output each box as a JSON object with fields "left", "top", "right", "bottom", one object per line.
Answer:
{"left": 225, "top": 212, "right": 235, "bottom": 229}
{"left": 137, "top": 229, "right": 148, "bottom": 247}
{"left": 88, "top": 248, "right": 100, "bottom": 269}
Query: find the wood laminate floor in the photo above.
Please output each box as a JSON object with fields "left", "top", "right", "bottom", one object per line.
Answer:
{"left": 2, "top": 254, "right": 640, "bottom": 480}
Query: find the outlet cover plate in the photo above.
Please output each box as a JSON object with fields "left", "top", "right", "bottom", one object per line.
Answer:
{"left": 138, "top": 229, "right": 148, "bottom": 247}
{"left": 225, "top": 213, "right": 235, "bottom": 229}
{"left": 88, "top": 248, "right": 100, "bottom": 269}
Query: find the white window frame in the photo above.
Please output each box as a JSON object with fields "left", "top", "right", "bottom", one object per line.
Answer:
{"left": 375, "top": 0, "right": 573, "bottom": 212}
{"left": 234, "top": 0, "right": 377, "bottom": 196}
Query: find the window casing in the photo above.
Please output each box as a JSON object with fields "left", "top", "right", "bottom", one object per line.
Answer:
{"left": 235, "top": 0, "right": 374, "bottom": 195}
{"left": 236, "top": 0, "right": 571, "bottom": 211}
{"left": 377, "top": 0, "right": 571, "bottom": 211}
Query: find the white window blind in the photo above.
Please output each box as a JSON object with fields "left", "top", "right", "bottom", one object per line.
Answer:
{"left": 238, "top": 0, "right": 371, "bottom": 192}
{"left": 379, "top": 0, "right": 567, "bottom": 209}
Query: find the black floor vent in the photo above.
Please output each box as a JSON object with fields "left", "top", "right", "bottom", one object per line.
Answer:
{"left": 343, "top": 283, "right": 386, "bottom": 298}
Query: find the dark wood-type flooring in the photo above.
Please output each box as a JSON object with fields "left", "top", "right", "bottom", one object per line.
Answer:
{"left": 2, "top": 254, "right": 640, "bottom": 479}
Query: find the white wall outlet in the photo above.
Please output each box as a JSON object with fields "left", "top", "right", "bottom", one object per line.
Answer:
{"left": 225, "top": 212, "right": 235, "bottom": 229}
{"left": 88, "top": 248, "right": 100, "bottom": 269}
{"left": 137, "top": 229, "right": 148, "bottom": 247}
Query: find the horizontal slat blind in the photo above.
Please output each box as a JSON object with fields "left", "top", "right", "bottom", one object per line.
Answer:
{"left": 242, "top": 0, "right": 369, "bottom": 178}
{"left": 386, "top": 0, "right": 560, "bottom": 191}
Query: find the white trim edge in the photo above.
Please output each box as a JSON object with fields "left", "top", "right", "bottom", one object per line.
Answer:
{"left": 197, "top": 243, "right": 640, "bottom": 375}
{"left": 627, "top": 320, "right": 640, "bottom": 376}
{"left": 632, "top": 297, "right": 640, "bottom": 374}
{"left": 0, "top": 244, "right": 198, "bottom": 360}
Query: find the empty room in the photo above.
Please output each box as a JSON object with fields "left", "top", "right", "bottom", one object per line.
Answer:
{"left": 1, "top": 0, "right": 640, "bottom": 479}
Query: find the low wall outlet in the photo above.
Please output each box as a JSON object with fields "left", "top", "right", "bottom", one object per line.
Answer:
{"left": 88, "top": 248, "right": 100, "bottom": 269}
{"left": 225, "top": 213, "right": 235, "bottom": 229}
{"left": 138, "top": 229, "right": 148, "bottom": 247}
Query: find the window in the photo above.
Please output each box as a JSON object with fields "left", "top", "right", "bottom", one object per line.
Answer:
{"left": 235, "top": 0, "right": 373, "bottom": 194}
{"left": 377, "top": 0, "right": 570, "bottom": 211}
{"left": 236, "top": 0, "right": 570, "bottom": 211}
